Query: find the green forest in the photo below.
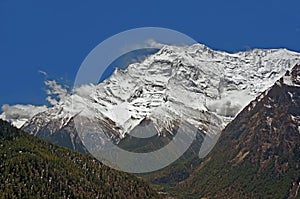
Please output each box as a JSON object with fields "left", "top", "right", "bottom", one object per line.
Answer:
{"left": 0, "top": 119, "right": 160, "bottom": 199}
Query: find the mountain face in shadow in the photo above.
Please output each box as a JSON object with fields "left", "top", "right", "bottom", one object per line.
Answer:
{"left": 172, "top": 64, "right": 300, "bottom": 198}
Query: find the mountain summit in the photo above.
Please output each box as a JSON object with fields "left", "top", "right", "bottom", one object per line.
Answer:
{"left": 1, "top": 44, "right": 300, "bottom": 156}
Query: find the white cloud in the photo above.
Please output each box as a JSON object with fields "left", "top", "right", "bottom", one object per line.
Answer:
{"left": 145, "top": 39, "right": 165, "bottom": 49}
{"left": 74, "top": 84, "right": 96, "bottom": 98}
{"left": 44, "top": 80, "right": 69, "bottom": 105}
{"left": 206, "top": 90, "right": 253, "bottom": 117}
{"left": 0, "top": 77, "right": 72, "bottom": 128}
{"left": 0, "top": 104, "right": 47, "bottom": 128}
{"left": 38, "top": 70, "right": 48, "bottom": 76}
{"left": 120, "top": 39, "right": 165, "bottom": 53}
{"left": 207, "top": 100, "right": 241, "bottom": 117}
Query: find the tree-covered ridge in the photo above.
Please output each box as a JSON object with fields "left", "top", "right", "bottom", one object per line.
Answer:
{"left": 0, "top": 119, "right": 160, "bottom": 199}
{"left": 172, "top": 65, "right": 300, "bottom": 198}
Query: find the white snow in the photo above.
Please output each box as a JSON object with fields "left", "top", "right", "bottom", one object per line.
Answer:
{"left": 266, "top": 117, "right": 273, "bottom": 127}
{"left": 264, "top": 104, "right": 272, "bottom": 108}
{"left": 105, "top": 102, "right": 131, "bottom": 126}
{"left": 290, "top": 115, "right": 300, "bottom": 134}
{"left": 283, "top": 72, "right": 300, "bottom": 87}
{"left": 2, "top": 43, "right": 300, "bottom": 140}
{"left": 283, "top": 75, "right": 295, "bottom": 86}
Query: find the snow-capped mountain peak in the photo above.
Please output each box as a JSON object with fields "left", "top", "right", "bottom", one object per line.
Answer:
{"left": 1, "top": 44, "right": 300, "bottom": 153}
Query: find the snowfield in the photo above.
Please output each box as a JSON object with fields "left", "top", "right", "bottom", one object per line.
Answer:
{"left": 1, "top": 43, "right": 300, "bottom": 150}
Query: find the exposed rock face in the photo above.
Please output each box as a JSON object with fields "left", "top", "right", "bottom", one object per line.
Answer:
{"left": 174, "top": 64, "right": 300, "bottom": 198}
{"left": 17, "top": 45, "right": 300, "bottom": 155}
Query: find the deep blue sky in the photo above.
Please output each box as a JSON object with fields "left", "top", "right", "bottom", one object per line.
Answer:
{"left": 1, "top": 0, "right": 300, "bottom": 106}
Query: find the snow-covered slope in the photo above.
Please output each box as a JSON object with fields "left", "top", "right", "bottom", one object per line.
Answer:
{"left": 2, "top": 44, "right": 300, "bottom": 152}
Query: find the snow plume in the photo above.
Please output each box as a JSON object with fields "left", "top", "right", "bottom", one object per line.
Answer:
{"left": 45, "top": 80, "right": 69, "bottom": 105}
{"left": 0, "top": 104, "right": 47, "bottom": 128}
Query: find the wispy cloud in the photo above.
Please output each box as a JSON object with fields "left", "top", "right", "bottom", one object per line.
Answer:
{"left": 145, "top": 39, "right": 165, "bottom": 48}
{"left": 38, "top": 70, "right": 48, "bottom": 76}
{"left": 0, "top": 73, "right": 72, "bottom": 127}
{"left": 120, "top": 39, "right": 165, "bottom": 53}
{"left": 44, "top": 80, "right": 69, "bottom": 105}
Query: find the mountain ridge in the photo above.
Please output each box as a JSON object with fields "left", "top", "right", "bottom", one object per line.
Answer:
{"left": 171, "top": 64, "right": 300, "bottom": 198}
{"left": 0, "top": 119, "right": 160, "bottom": 198}
{"left": 1, "top": 43, "right": 300, "bottom": 158}
{"left": 1, "top": 44, "right": 300, "bottom": 198}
